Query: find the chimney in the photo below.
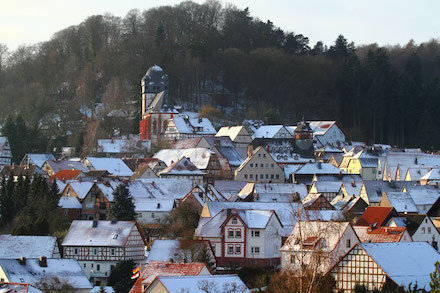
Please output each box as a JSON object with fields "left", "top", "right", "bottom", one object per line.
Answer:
{"left": 19, "top": 257, "right": 26, "bottom": 265}
{"left": 92, "top": 220, "right": 98, "bottom": 228}
{"left": 247, "top": 145, "right": 254, "bottom": 158}
{"left": 39, "top": 256, "right": 47, "bottom": 267}
{"left": 266, "top": 145, "right": 270, "bottom": 153}
{"left": 351, "top": 180, "right": 356, "bottom": 187}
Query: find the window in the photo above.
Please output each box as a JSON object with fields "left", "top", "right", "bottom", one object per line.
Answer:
{"left": 94, "top": 248, "right": 98, "bottom": 255}
{"left": 84, "top": 263, "right": 86, "bottom": 268}
{"left": 231, "top": 217, "right": 237, "bottom": 224}
{"left": 111, "top": 248, "right": 115, "bottom": 256}
{"left": 263, "top": 154, "right": 266, "bottom": 158}
{"left": 271, "top": 174, "right": 274, "bottom": 179}
{"left": 228, "top": 229, "right": 234, "bottom": 238}
{"left": 428, "top": 227, "right": 432, "bottom": 234}
{"left": 250, "top": 174, "right": 254, "bottom": 179}
{"left": 250, "top": 163, "right": 253, "bottom": 168}
{"left": 110, "top": 265, "right": 114, "bottom": 271}
{"left": 271, "top": 164, "right": 274, "bottom": 168}
{"left": 235, "top": 229, "right": 242, "bottom": 238}
{"left": 251, "top": 230, "right": 260, "bottom": 238}
{"left": 228, "top": 245, "right": 234, "bottom": 254}
{"left": 74, "top": 248, "right": 78, "bottom": 255}
{"left": 276, "top": 174, "right": 280, "bottom": 179}
{"left": 258, "top": 154, "right": 261, "bottom": 158}
{"left": 346, "top": 239, "right": 351, "bottom": 248}
{"left": 260, "top": 163, "right": 264, "bottom": 168}
{"left": 97, "top": 264, "right": 100, "bottom": 271}
{"left": 266, "top": 174, "right": 269, "bottom": 179}
{"left": 290, "top": 254, "right": 295, "bottom": 263}
{"left": 422, "top": 227, "right": 426, "bottom": 234}
{"left": 251, "top": 247, "right": 260, "bottom": 254}
{"left": 235, "top": 245, "right": 241, "bottom": 254}
{"left": 266, "top": 163, "right": 269, "bottom": 168}
{"left": 260, "top": 174, "right": 263, "bottom": 179}
{"left": 244, "top": 174, "right": 248, "bottom": 179}
{"left": 138, "top": 213, "right": 142, "bottom": 218}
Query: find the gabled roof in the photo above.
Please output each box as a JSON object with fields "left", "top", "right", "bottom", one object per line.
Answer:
{"left": 421, "top": 168, "right": 440, "bottom": 181}
{"left": 405, "top": 186, "right": 440, "bottom": 206}
{"left": 281, "top": 221, "right": 353, "bottom": 252}
{"left": 356, "top": 206, "right": 395, "bottom": 226}
{"left": 154, "top": 148, "right": 214, "bottom": 170}
{"left": 216, "top": 126, "right": 250, "bottom": 141}
{"left": 237, "top": 182, "right": 308, "bottom": 201}
{"left": 63, "top": 181, "right": 94, "bottom": 199}
{"left": 252, "top": 125, "right": 290, "bottom": 139}
{"left": 51, "top": 169, "right": 83, "bottom": 181}
{"left": 361, "top": 242, "right": 440, "bottom": 290}
{"left": 134, "top": 198, "right": 174, "bottom": 212}
{"left": 62, "top": 220, "right": 140, "bottom": 247}
{"left": 0, "top": 283, "right": 43, "bottom": 293}
{"left": 97, "top": 137, "right": 150, "bottom": 153}
{"left": 309, "top": 121, "right": 346, "bottom": 136}
{"left": 385, "top": 192, "right": 418, "bottom": 213}
{"left": 293, "top": 162, "right": 342, "bottom": 175}
{"left": 21, "top": 153, "right": 55, "bottom": 168}
{"left": 149, "top": 275, "right": 249, "bottom": 293}
{"left": 0, "top": 258, "right": 92, "bottom": 289}
{"left": 58, "top": 196, "right": 82, "bottom": 209}
{"left": 85, "top": 157, "right": 133, "bottom": 177}
{"left": 158, "top": 157, "right": 204, "bottom": 176}
{"left": 0, "top": 235, "right": 58, "bottom": 259}
{"left": 169, "top": 138, "right": 201, "bottom": 149}
{"left": 44, "top": 160, "right": 89, "bottom": 174}
{"left": 353, "top": 226, "right": 408, "bottom": 243}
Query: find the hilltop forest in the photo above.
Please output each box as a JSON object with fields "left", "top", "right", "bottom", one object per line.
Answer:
{"left": 1, "top": 0, "right": 440, "bottom": 153}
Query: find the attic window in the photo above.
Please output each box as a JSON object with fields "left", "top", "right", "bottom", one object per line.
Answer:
{"left": 231, "top": 217, "right": 237, "bottom": 224}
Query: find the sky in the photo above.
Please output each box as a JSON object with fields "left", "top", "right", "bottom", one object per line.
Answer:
{"left": 1, "top": 0, "right": 439, "bottom": 51}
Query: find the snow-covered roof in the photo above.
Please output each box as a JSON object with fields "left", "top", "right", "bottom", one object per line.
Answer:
{"left": 23, "top": 153, "right": 55, "bottom": 168}
{"left": 137, "top": 178, "right": 194, "bottom": 200}
{"left": 85, "top": 157, "right": 133, "bottom": 177}
{"left": 237, "top": 182, "right": 308, "bottom": 201}
{"left": 363, "top": 180, "right": 418, "bottom": 204}
{"left": 405, "top": 186, "right": 440, "bottom": 206}
{"left": 171, "top": 116, "right": 216, "bottom": 135}
{"left": 44, "top": 160, "right": 89, "bottom": 174}
{"left": 0, "top": 258, "right": 92, "bottom": 289}
{"left": 154, "top": 148, "right": 214, "bottom": 170}
{"left": 63, "top": 181, "right": 94, "bottom": 199}
{"left": 353, "top": 226, "right": 407, "bottom": 243}
{"left": 312, "top": 181, "right": 342, "bottom": 193}
{"left": 146, "top": 240, "right": 178, "bottom": 263}
{"left": 152, "top": 275, "right": 249, "bottom": 293}
{"left": 309, "top": 121, "right": 339, "bottom": 136}
{"left": 158, "top": 157, "right": 205, "bottom": 176}
{"left": 293, "top": 162, "right": 342, "bottom": 175}
{"left": 405, "top": 166, "right": 433, "bottom": 181}
{"left": 238, "top": 210, "right": 276, "bottom": 228}
{"left": 216, "top": 147, "right": 244, "bottom": 166}
{"left": 421, "top": 168, "right": 440, "bottom": 181}
{"left": 0, "top": 283, "right": 42, "bottom": 293}
{"left": 97, "top": 183, "right": 115, "bottom": 202}
{"left": 0, "top": 235, "right": 58, "bottom": 259}
{"left": 281, "top": 221, "right": 351, "bottom": 252}
{"left": 62, "top": 220, "right": 138, "bottom": 247}
{"left": 58, "top": 196, "right": 82, "bottom": 209}
{"left": 97, "top": 137, "right": 150, "bottom": 153}
{"left": 134, "top": 198, "right": 174, "bottom": 212}
{"left": 385, "top": 192, "right": 418, "bottom": 213}
{"left": 361, "top": 242, "right": 440, "bottom": 290}
{"left": 386, "top": 152, "right": 440, "bottom": 169}
{"left": 216, "top": 126, "right": 250, "bottom": 141}
{"left": 252, "top": 125, "right": 290, "bottom": 139}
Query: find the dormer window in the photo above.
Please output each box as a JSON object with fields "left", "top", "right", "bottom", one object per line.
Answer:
{"left": 113, "top": 234, "right": 118, "bottom": 239}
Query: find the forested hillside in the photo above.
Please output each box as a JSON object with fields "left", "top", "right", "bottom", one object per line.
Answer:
{"left": 1, "top": 0, "right": 440, "bottom": 151}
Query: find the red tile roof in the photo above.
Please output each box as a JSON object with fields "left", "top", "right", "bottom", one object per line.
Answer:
{"left": 51, "top": 169, "right": 82, "bottom": 181}
{"left": 129, "top": 261, "right": 210, "bottom": 293}
{"left": 353, "top": 226, "right": 408, "bottom": 243}
{"left": 356, "top": 206, "right": 394, "bottom": 226}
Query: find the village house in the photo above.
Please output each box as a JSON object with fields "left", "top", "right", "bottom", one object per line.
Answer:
{"left": 96, "top": 136, "right": 151, "bottom": 157}
{"left": 382, "top": 152, "right": 440, "bottom": 181}
{"left": 124, "top": 158, "right": 167, "bottom": 174}
{"left": 157, "top": 156, "right": 205, "bottom": 184}
{"left": 20, "top": 153, "right": 55, "bottom": 168}
{"left": 216, "top": 125, "right": 253, "bottom": 148}
{"left": 180, "top": 184, "right": 227, "bottom": 212}
{"left": 0, "top": 235, "right": 60, "bottom": 259}
{"left": 315, "top": 144, "right": 344, "bottom": 163}
{"left": 302, "top": 193, "right": 334, "bottom": 210}
{"left": 280, "top": 221, "right": 359, "bottom": 274}
{"left": 0, "top": 282, "right": 43, "bottom": 293}
{"left": 355, "top": 206, "right": 397, "bottom": 227}
{"left": 251, "top": 125, "right": 292, "bottom": 139}
{"left": 346, "top": 149, "right": 379, "bottom": 180}
{"left": 379, "top": 191, "right": 419, "bottom": 215}
{"left": 404, "top": 166, "right": 433, "bottom": 182}
{"left": 0, "top": 137, "right": 12, "bottom": 169}
{"left": 162, "top": 115, "right": 216, "bottom": 141}
{"left": 234, "top": 146, "right": 284, "bottom": 183}
{"left": 144, "top": 275, "right": 249, "bottom": 293}
{"left": 290, "top": 162, "right": 342, "bottom": 186}
{"left": 195, "top": 208, "right": 283, "bottom": 267}
{"left": 129, "top": 261, "right": 212, "bottom": 293}
{"left": 328, "top": 242, "right": 440, "bottom": 292}
{"left": 307, "top": 121, "right": 346, "bottom": 147}
{"left": 62, "top": 220, "right": 147, "bottom": 286}
{"left": 0, "top": 164, "right": 48, "bottom": 181}
{"left": 412, "top": 216, "right": 440, "bottom": 250}
{"left": 154, "top": 148, "right": 224, "bottom": 183}
{"left": 130, "top": 164, "right": 158, "bottom": 180}
{"left": 134, "top": 198, "right": 175, "bottom": 227}
{"left": 0, "top": 258, "right": 92, "bottom": 293}
{"left": 42, "top": 159, "right": 89, "bottom": 177}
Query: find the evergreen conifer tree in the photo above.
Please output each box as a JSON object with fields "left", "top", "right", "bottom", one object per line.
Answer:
{"left": 110, "top": 184, "right": 136, "bottom": 221}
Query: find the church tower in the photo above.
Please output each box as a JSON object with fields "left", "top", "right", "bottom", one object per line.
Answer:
{"left": 139, "top": 65, "right": 177, "bottom": 145}
{"left": 294, "top": 118, "right": 314, "bottom": 151}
